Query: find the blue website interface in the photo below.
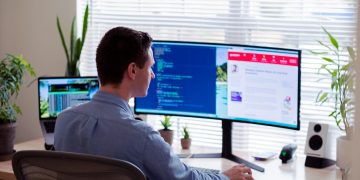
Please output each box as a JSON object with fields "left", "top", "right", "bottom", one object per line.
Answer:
{"left": 135, "top": 41, "right": 300, "bottom": 129}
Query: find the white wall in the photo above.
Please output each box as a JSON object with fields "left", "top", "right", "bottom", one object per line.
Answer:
{"left": 0, "top": 0, "right": 76, "bottom": 143}
{"left": 350, "top": 3, "right": 360, "bottom": 179}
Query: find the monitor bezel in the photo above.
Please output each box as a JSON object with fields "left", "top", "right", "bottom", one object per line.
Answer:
{"left": 37, "top": 76, "right": 99, "bottom": 121}
{"left": 135, "top": 40, "right": 301, "bottom": 130}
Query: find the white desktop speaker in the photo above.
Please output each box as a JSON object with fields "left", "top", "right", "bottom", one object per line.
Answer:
{"left": 304, "top": 122, "right": 335, "bottom": 168}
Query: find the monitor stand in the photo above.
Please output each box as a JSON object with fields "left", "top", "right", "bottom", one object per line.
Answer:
{"left": 189, "top": 120, "right": 265, "bottom": 172}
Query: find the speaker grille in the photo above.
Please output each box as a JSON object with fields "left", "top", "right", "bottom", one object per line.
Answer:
{"left": 309, "top": 135, "right": 323, "bottom": 150}
{"left": 314, "top": 124, "right": 321, "bottom": 132}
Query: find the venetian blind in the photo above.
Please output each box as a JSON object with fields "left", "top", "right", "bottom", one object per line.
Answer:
{"left": 78, "top": 0, "right": 358, "bottom": 158}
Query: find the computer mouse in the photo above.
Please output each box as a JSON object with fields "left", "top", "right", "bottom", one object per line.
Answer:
{"left": 279, "top": 143, "right": 297, "bottom": 163}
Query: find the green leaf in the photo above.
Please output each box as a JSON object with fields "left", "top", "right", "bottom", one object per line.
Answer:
{"left": 329, "top": 110, "right": 337, "bottom": 117}
{"left": 341, "top": 63, "right": 350, "bottom": 71}
{"left": 0, "top": 54, "right": 36, "bottom": 122}
{"left": 74, "top": 38, "right": 82, "bottom": 61}
{"left": 161, "top": 115, "right": 172, "bottom": 130}
{"left": 347, "top": 76, "right": 354, "bottom": 92}
{"left": 347, "top": 46, "right": 355, "bottom": 61}
{"left": 331, "top": 69, "right": 338, "bottom": 78}
{"left": 309, "top": 50, "right": 327, "bottom": 55}
{"left": 57, "top": 17, "right": 70, "bottom": 63}
{"left": 70, "top": 17, "right": 76, "bottom": 64}
{"left": 322, "top": 26, "right": 339, "bottom": 50}
{"left": 322, "top": 67, "right": 332, "bottom": 75}
{"left": 321, "top": 57, "right": 335, "bottom": 64}
{"left": 183, "top": 126, "right": 190, "bottom": 139}
{"left": 316, "top": 91, "right": 328, "bottom": 103}
{"left": 336, "top": 118, "right": 342, "bottom": 126}
{"left": 317, "top": 66, "right": 329, "bottom": 74}
{"left": 81, "top": 4, "right": 89, "bottom": 48}
{"left": 317, "top": 40, "right": 333, "bottom": 52}
{"left": 319, "top": 64, "right": 327, "bottom": 71}
{"left": 338, "top": 75, "right": 345, "bottom": 87}
{"left": 17, "top": 55, "right": 36, "bottom": 77}
{"left": 58, "top": 3, "right": 89, "bottom": 76}
{"left": 27, "top": 64, "right": 36, "bottom": 77}
{"left": 332, "top": 81, "right": 339, "bottom": 91}
{"left": 13, "top": 104, "right": 22, "bottom": 115}
{"left": 340, "top": 102, "right": 346, "bottom": 119}
{"left": 344, "top": 97, "right": 351, "bottom": 103}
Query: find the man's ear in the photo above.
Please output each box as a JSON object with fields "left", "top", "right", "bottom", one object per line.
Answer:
{"left": 127, "top": 62, "right": 137, "bottom": 80}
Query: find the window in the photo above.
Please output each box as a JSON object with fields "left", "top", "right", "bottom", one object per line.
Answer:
{"left": 78, "top": 0, "right": 357, "bottom": 158}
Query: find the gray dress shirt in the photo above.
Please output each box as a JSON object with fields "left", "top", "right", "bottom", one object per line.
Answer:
{"left": 54, "top": 91, "right": 228, "bottom": 180}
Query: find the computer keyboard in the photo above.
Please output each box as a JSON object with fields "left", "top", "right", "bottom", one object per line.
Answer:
{"left": 188, "top": 166, "right": 220, "bottom": 174}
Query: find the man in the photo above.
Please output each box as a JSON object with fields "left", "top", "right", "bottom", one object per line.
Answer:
{"left": 55, "top": 26, "right": 253, "bottom": 180}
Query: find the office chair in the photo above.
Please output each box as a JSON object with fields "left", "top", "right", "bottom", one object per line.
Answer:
{"left": 12, "top": 150, "right": 146, "bottom": 180}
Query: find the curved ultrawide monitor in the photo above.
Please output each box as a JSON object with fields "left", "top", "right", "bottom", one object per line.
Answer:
{"left": 135, "top": 41, "right": 301, "bottom": 130}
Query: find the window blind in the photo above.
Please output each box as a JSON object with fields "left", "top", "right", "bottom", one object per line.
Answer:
{"left": 78, "top": 0, "right": 357, "bottom": 158}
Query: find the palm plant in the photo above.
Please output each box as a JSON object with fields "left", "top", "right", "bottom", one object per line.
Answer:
{"left": 310, "top": 27, "right": 356, "bottom": 137}
{"left": 56, "top": 4, "right": 89, "bottom": 76}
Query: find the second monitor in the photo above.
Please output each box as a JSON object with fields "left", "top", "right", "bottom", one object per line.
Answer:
{"left": 136, "top": 41, "right": 301, "bottom": 130}
{"left": 135, "top": 41, "right": 301, "bottom": 172}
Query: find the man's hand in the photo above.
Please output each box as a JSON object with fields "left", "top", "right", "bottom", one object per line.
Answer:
{"left": 223, "top": 164, "right": 254, "bottom": 180}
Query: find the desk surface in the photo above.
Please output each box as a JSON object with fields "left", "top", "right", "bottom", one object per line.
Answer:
{"left": 0, "top": 139, "right": 341, "bottom": 180}
{"left": 0, "top": 139, "right": 45, "bottom": 180}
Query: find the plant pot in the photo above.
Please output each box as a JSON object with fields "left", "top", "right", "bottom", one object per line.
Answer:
{"left": 181, "top": 138, "right": 191, "bottom": 149}
{"left": 159, "top": 129, "right": 174, "bottom": 145}
{"left": 0, "top": 122, "right": 16, "bottom": 161}
{"left": 336, "top": 135, "right": 351, "bottom": 170}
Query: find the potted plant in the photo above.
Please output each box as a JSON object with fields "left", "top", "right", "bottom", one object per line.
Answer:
{"left": 56, "top": 4, "right": 89, "bottom": 77}
{"left": 0, "top": 54, "right": 36, "bottom": 161}
{"left": 181, "top": 126, "right": 191, "bottom": 149}
{"left": 159, "top": 115, "right": 174, "bottom": 145}
{"left": 310, "top": 27, "right": 355, "bottom": 171}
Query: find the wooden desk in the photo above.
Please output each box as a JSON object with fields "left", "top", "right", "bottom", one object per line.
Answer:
{"left": 0, "top": 139, "right": 341, "bottom": 180}
{"left": 0, "top": 139, "right": 44, "bottom": 180}
{"left": 179, "top": 147, "right": 341, "bottom": 180}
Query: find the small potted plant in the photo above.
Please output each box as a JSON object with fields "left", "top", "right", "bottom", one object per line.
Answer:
{"left": 159, "top": 115, "right": 173, "bottom": 145}
{"left": 310, "top": 27, "right": 355, "bottom": 172}
{"left": 181, "top": 126, "right": 191, "bottom": 149}
{"left": 0, "top": 54, "right": 36, "bottom": 161}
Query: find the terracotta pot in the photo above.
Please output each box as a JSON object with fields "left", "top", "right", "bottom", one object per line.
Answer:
{"left": 181, "top": 138, "right": 191, "bottom": 149}
{"left": 0, "top": 122, "right": 16, "bottom": 161}
{"left": 159, "top": 129, "right": 174, "bottom": 145}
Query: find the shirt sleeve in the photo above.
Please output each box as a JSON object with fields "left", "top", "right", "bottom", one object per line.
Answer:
{"left": 142, "top": 130, "right": 229, "bottom": 180}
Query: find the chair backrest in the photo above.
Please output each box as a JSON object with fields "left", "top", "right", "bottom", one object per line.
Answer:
{"left": 12, "top": 150, "right": 146, "bottom": 180}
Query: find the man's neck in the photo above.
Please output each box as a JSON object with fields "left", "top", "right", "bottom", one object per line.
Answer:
{"left": 100, "top": 84, "right": 131, "bottom": 102}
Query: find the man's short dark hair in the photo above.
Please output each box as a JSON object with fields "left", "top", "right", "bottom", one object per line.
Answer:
{"left": 96, "top": 26, "right": 152, "bottom": 85}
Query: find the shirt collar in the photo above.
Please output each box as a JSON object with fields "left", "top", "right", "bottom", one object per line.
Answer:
{"left": 92, "top": 91, "right": 134, "bottom": 117}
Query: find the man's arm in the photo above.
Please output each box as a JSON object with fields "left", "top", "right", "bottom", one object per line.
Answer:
{"left": 142, "top": 131, "right": 228, "bottom": 180}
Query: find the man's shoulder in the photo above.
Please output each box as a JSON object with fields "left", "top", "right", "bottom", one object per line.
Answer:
{"left": 56, "top": 102, "right": 95, "bottom": 122}
{"left": 130, "top": 119, "right": 158, "bottom": 135}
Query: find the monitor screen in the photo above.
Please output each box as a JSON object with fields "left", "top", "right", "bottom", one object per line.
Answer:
{"left": 38, "top": 77, "right": 99, "bottom": 120}
{"left": 135, "top": 41, "right": 301, "bottom": 129}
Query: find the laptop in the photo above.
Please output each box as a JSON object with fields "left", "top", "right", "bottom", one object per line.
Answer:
{"left": 37, "top": 76, "right": 100, "bottom": 146}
